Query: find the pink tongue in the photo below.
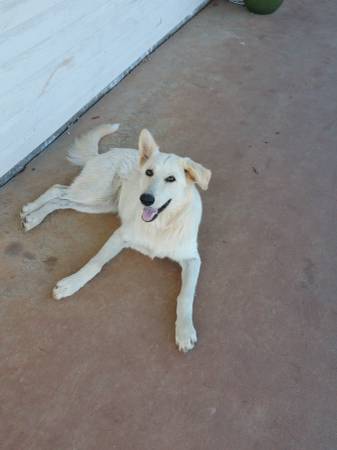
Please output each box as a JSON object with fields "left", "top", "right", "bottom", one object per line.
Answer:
{"left": 142, "top": 206, "right": 158, "bottom": 222}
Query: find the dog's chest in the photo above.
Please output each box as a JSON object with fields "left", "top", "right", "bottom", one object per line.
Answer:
{"left": 129, "top": 227, "right": 182, "bottom": 259}
{"left": 124, "top": 221, "right": 195, "bottom": 261}
{"left": 131, "top": 242, "right": 161, "bottom": 259}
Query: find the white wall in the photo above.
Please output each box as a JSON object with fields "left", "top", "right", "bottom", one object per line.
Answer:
{"left": 0, "top": 0, "right": 207, "bottom": 182}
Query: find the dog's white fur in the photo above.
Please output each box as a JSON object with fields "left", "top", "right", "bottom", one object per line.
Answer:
{"left": 21, "top": 124, "right": 211, "bottom": 352}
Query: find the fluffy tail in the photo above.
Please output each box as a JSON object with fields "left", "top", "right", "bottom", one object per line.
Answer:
{"left": 67, "top": 123, "right": 120, "bottom": 166}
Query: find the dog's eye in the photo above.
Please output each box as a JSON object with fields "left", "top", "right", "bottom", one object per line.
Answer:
{"left": 145, "top": 169, "right": 154, "bottom": 177}
{"left": 165, "top": 176, "right": 176, "bottom": 183}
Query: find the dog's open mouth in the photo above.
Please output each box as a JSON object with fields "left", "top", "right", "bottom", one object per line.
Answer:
{"left": 142, "top": 199, "right": 171, "bottom": 222}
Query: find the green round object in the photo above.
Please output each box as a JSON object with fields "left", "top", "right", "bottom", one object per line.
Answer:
{"left": 245, "top": 0, "right": 283, "bottom": 14}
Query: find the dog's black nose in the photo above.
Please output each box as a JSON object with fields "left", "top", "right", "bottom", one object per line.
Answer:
{"left": 140, "top": 193, "right": 155, "bottom": 206}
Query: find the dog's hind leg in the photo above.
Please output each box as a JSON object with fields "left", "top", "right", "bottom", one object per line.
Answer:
{"left": 21, "top": 184, "right": 69, "bottom": 216}
{"left": 22, "top": 198, "right": 115, "bottom": 231}
{"left": 21, "top": 144, "right": 122, "bottom": 230}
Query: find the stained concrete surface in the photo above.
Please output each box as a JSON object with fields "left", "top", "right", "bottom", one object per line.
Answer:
{"left": 1, "top": 1, "right": 337, "bottom": 449}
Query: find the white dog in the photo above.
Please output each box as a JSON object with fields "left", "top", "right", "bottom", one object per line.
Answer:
{"left": 21, "top": 124, "right": 211, "bottom": 351}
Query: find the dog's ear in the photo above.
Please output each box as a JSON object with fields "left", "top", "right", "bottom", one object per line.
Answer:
{"left": 139, "top": 129, "right": 159, "bottom": 165}
{"left": 182, "top": 157, "right": 212, "bottom": 190}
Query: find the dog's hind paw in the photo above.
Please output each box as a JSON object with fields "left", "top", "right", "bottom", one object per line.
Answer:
{"left": 175, "top": 321, "right": 197, "bottom": 352}
{"left": 21, "top": 212, "right": 41, "bottom": 231}
{"left": 21, "top": 202, "right": 37, "bottom": 217}
{"left": 20, "top": 213, "right": 40, "bottom": 231}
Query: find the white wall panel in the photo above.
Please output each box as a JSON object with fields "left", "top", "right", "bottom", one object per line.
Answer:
{"left": 0, "top": 0, "right": 207, "bottom": 182}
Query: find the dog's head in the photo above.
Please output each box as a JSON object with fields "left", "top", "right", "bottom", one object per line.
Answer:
{"left": 137, "top": 129, "right": 211, "bottom": 223}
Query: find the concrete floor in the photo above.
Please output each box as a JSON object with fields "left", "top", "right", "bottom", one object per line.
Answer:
{"left": 1, "top": 1, "right": 337, "bottom": 449}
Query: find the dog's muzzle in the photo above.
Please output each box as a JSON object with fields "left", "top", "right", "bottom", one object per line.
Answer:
{"left": 140, "top": 197, "right": 171, "bottom": 222}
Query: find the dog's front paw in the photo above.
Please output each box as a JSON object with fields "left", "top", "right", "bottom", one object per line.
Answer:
{"left": 175, "top": 320, "right": 197, "bottom": 352}
{"left": 53, "top": 276, "right": 79, "bottom": 300}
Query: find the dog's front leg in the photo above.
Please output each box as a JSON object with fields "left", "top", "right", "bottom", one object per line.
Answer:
{"left": 53, "top": 228, "right": 126, "bottom": 300}
{"left": 175, "top": 256, "right": 201, "bottom": 352}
